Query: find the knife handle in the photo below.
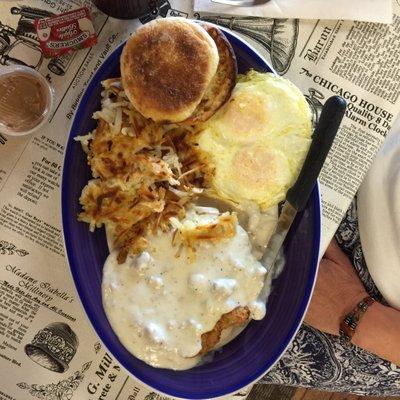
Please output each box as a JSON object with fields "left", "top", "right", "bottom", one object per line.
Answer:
{"left": 286, "top": 95, "right": 347, "bottom": 211}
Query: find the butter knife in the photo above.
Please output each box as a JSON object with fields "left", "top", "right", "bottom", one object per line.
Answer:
{"left": 261, "top": 96, "right": 347, "bottom": 281}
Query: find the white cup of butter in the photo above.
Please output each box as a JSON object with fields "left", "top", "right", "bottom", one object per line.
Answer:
{"left": 0, "top": 66, "right": 54, "bottom": 137}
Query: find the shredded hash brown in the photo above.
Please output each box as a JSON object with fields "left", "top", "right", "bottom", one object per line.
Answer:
{"left": 170, "top": 212, "right": 237, "bottom": 261}
{"left": 77, "top": 78, "right": 218, "bottom": 263}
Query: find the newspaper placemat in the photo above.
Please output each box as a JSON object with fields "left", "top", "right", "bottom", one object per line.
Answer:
{"left": 0, "top": 0, "right": 400, "bottom": 399}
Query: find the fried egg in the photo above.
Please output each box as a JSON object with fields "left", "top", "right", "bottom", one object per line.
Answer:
{"left": 197, "top": 71, "right": 312, "bottom": 210}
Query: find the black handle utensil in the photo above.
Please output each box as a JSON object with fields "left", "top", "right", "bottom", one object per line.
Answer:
{"left": 287, "top": 95, "right": 347, "bottom": 211}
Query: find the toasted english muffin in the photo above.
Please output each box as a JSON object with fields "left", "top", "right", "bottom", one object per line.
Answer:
{"left": 121, "top": 18, "right": 219, "bottom": 123}
{"left": 182, "top": 23, "right": 237, "bottom": 125}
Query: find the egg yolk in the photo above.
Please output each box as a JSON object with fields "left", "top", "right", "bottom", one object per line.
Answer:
{"left": 230, "top": 147, "right": 291, "bottom": 195}
{"left": 216, "top": 91, "right": 269, "bottom": 144}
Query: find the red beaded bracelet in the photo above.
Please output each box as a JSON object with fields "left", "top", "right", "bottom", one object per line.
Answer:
{"left": 339, "top": 296, "right": 375, "bottom": 343}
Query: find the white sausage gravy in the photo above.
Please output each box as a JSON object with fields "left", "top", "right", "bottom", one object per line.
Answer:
{"left": 102, "top": 207, "right": 268, "bottom": 370}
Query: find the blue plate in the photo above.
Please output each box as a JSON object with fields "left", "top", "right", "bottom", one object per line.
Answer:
{"left": 62, "top": 28, "right": 321, "bottom": 399}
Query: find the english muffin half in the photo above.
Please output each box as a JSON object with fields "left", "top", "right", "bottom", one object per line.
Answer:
{"left": 121, "top": 18, "right": 219, "bottom": 123}
{"left": 182, "top": 22, "right": 237, "bottom": 125}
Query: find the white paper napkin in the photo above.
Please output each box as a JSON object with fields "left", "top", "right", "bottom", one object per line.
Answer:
{"left": 194, "top": 0, "right": 393, "bottom": 23}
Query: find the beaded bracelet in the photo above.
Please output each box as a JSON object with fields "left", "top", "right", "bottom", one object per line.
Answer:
{"left": 339, "top": 296, "right": 375, "bottom": 343}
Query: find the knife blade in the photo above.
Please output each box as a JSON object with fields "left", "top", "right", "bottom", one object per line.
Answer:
{"left": 260, "top": 96, "right": 347, "bottom": 289}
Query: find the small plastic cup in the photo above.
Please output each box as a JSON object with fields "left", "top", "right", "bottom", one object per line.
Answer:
{"left": 0, "top": 65, "right": 54, "bottom": 137}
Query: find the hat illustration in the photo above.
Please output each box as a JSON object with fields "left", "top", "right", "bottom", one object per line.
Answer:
{"left": 24, "top": 322, "right": 79, "bottom": 373}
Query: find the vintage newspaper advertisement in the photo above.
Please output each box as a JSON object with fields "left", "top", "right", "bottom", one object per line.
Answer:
{"left": 0, "top": 0, "right": 400, "bottom": 399}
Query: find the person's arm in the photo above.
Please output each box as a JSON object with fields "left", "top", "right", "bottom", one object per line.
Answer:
{"left": 305, "top": 239, "right": 400, "bottom": 366}
{"left": 352, "top": 301, "right": 400, "bottom": 365}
